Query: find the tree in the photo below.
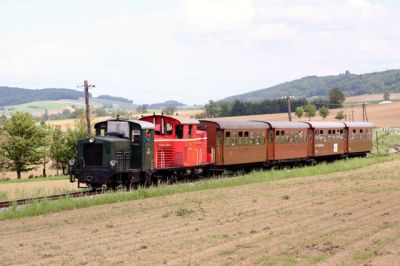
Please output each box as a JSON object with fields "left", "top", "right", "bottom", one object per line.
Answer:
{"left": 50, "top": 126, "right": 68, "bottom": 175}
{"left": 162, "top": 106, "right": 176, "bottom": 116}
{"left": 383, "top": 92, "right": 390, "bottom": 101}
{"left": 136, "top": 104, "right": 148, "bottom": 114}
{"left": 37, "top": 124, "right": 52, "bottom": 177}
{"left": 319, "top": 106, "right": 330, "bottom": 119}
{"left": 335, "top": 111, "right": 345, "bottom": 121}
{"left": 329, "top": 87, "right": 345, "bottom": 107}
{"left": 295, "top": 106, "right": 304, "bottom": 119}
{"left": 0, "top": 112, "right": 44, "bottom": 178}
{"left": 50, "top": 116, "right": 88, "bottom": 175}
{"left": 304, "top": 104, "right": 317, "bottom": 121}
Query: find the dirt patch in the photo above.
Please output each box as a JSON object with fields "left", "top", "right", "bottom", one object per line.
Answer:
{"left": 1, "top": 159, "right": 400, "bottom": 265}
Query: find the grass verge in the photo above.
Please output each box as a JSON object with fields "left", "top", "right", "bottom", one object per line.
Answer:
{"left": 0, "top": 154, "right": 398, "bottom": 221}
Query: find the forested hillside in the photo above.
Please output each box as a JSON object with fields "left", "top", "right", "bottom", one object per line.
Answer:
{"left": 224, "top": 69, "right": 400, "bottom": 102}
{"left": 0, "top": 87, "right": 84, "bottom": 107}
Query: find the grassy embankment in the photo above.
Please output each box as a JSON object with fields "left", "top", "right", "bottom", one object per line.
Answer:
{"left": 0, "top": 153, "right": 398, "bottom": 221}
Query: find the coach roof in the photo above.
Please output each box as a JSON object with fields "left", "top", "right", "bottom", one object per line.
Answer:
{"left": 342, "top": 122, "right": 374, "bottom": 128}
{"left": 304, "top": 121, "right": 345, "bottom": 129}
{"left": 256, "top": 121, "right": 310, "bottom": 129}
{"left": 200, "top": 119, "right": 270, "bottom": 129}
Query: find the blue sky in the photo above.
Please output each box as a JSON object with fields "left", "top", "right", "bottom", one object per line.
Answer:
{"left": 1, "top": 0, "right": 399, "bottom": 104}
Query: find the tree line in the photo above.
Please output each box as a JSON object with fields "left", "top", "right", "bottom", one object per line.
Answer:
{"left": 197, "top": 88, "right": 346, "bottom": 118}
{"left": 0, "top": 112, "right": 87, "bottom": 179}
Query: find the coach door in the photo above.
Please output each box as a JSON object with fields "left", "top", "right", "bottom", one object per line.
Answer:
{"left": 308, "top": 128, "right": 314, "bottom": 157}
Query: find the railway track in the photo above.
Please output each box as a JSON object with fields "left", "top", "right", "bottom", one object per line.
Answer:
{"left": 0, "top": 190, "right": 103, "bottom": 210}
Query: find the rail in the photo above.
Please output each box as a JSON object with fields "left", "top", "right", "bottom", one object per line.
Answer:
{"left": 0, "top": 190, "right": 103, "bottom": 210}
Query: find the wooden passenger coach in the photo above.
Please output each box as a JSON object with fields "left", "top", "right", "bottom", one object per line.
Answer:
{"left": 344, "top": 122, "right": 373, "bottom": 155}
{"left": 258, "top": 121, "right": 310, "bottom": 161}
{"left": 199, "top": 120, "right": 269, "bottom": 166}
{"left": 305, "top": 122, "right": 347, "bottom": 158}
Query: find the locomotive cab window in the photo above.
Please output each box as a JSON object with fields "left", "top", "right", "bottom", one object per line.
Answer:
{"left": 188, "top": 125, "right": 193, "bottom": 138}
{"left": 175, "top": 125, "right": 183, "bottom": 139}
{"left": 131, "top": 130, "right": 141, "bottom": 144}
{"left": 165, "top": 123, "right": 173, "bottom": 135}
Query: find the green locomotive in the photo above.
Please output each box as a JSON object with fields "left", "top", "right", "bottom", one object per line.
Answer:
{"left": 69, "top": 119, "right": 155, "bottom": 189}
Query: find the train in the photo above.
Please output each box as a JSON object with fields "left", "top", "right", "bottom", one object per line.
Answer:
{"left": 69, "top": 114, "right": 373, "bottom": 189}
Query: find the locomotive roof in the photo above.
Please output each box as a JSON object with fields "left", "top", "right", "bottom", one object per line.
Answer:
{"left": 95, "top": 119, "right": 155, "bottom": 129}
{"left": 141, "top": 115, "right": 200, "bottom": 125}
{"left": 304, "top": 121, "right": 345, "bottom": 129}
{"left": 342, "top": 122, "right": 374, "bottom": 128}
{"left": 200, "top": 119, "right": 270, "bottom": 129}
{"left": 256, "top": 121, "right": 310, "bottom": 129}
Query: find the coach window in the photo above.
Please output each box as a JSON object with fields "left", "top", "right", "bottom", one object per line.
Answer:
{"left": 275, "top": 131, "right": 280, "bottom": 144}
{"left": 256, "top": 132, "right": 261, "bottom": 145}
{"left": 100, "top": 128, "right": 105, "bottom": 136}
{"left": 225, "top": 131, "right": 231, "bottom": 146}
{"left": 244, "top": 131, "right": 249, "bottom": 145}
{"left": 217, "top": 130, "right": 223, "bottom": 146}
{"left": 238, "top": 131, "right": 243, "bottom": 145}
{"left": 175, "top": 125, "right": 183, "bottom": 139}
{"left": 231, "top": 131, "right": 237, "bottom": 146}
{"left": 250, "top": 132, "right": 255, "bottom": 145}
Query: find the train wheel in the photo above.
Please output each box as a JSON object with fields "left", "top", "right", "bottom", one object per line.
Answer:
{"left": 125, "top": 176, "right": 138, "bottom": 191}
{"left": 143, "top": 174, "right": 152, "bottom": 188}
{"left": 151, "top": 175, "right": 159, "bottom": 187}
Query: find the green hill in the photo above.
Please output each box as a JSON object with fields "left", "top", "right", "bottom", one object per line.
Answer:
{"left": 223, "top": 69, "right": 400, "bottom": 102}
{"left": 0, "top": 87, "right": 84, "bottom": 107}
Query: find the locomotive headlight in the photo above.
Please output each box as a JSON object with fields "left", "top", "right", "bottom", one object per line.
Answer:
{"left": 89, "top": 137, "right": 95, "bottom": 143}
{"left": 68, "top": 159, "right": 75, "bottom": 166}
{"left": 109, "top": 160, "right": 117, "bottom": 167}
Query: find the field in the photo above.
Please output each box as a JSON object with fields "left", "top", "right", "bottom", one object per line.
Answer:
{"left": 0, "top": 178, "right": 78, "bottom": 201}
{"left": 344, "top": 93, "right": 400, "bottom": 104}
{"left": 0, "top": 157, "right": 400, "bottom": 265}
{"left": 214, "top": 101, "right": 400, "bottom": 128}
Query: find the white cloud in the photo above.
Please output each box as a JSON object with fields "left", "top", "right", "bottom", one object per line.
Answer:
{"left": 181, "top": 0, "right": 255, "bottom": 32}
{"left": 0, "top": 0, "right": 399, "bottom": 104}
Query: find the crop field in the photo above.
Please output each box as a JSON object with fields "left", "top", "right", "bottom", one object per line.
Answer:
{"left": 0, "top": 156, "right": 400, "bottom": 265}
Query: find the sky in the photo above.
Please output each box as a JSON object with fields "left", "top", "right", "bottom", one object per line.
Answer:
{"left": 1, "top": 0, "right": 399, "bottom": 105}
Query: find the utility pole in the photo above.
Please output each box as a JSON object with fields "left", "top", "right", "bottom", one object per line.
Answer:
{"left": 362, "top": 102, "right": 365, "bottom": 122}
{"left": 282, "top": 96, "right": 294, "bottom": 121}
{"left": 351, "top": 108, "right": 355, "bottom": 122}
{"left": 363, "top": 102, "right": 368, "bottom": 122}
{"left": 79, "top": 80, "right": 95, "bottom": 137}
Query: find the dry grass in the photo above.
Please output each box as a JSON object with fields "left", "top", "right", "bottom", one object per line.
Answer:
{"left": 0, "top": 179, "right": 78, "bottom": 201}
